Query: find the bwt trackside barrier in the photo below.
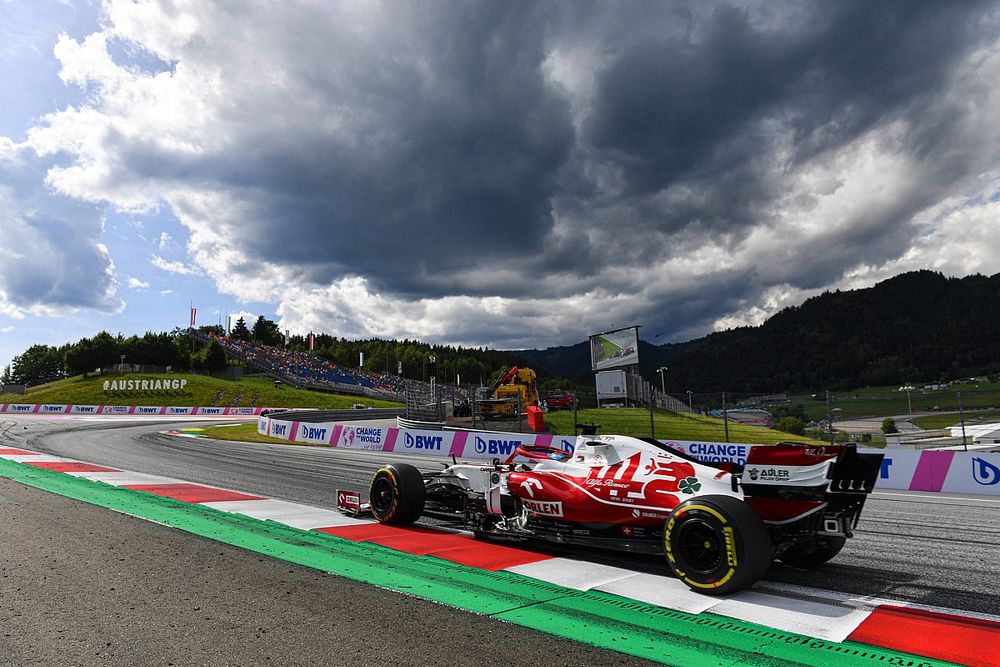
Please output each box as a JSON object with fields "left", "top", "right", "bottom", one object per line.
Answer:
{"left": 1, "top": 403, "right": 266, "bottom": 416}
{"left": 259, "top": 416, "right": 1000, "bottom": 497}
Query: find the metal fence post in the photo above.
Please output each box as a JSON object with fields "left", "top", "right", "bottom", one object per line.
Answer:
{"left": 958, "top": 390, "right": 967, "bottom": 451}
{"left": 826, "top": 390, "right": 834, "bottom": 445}
{"left": 649, "top": 394, "right": 655, "bottom": 439}
{"left": 722, "top": 391, "right": 730, "bottom": 443}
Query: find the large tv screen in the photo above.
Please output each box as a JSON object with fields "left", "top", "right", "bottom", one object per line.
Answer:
{"left": 590, "top": 326, "right": 639, "bottom": 371}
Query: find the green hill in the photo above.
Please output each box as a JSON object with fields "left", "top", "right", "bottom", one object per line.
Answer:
{"left": 16, "top": 373, "right": 402, "bottom": 409}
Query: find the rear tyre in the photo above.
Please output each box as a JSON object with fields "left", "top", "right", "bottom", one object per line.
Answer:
{"left": 778, "top": 536, "right": 846, "bottom": 568}
{"left": 664, "top": 495, "right": 772, "bottom": 595}
{"left": 369, "top": 463, "right": 425, "bottom": 525}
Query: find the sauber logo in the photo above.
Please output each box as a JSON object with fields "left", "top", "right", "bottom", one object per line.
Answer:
{"left": 523, "top": 499, "right": 563, "bottom": 517}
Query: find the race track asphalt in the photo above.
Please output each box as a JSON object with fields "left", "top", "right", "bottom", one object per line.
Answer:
{"left": 0, "top": 476, "right": 657, "bottom": 666}
{"left": 2, "top": 414, "right": 997, "bottom": 661}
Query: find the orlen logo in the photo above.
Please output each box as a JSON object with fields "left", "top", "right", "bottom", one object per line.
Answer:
{"left": 474, "top": 437, "right": 520, "bottom": 455}
{"left": 973, "top": 457, "right": 1000, "bottom": 486}
{"left": 523, "top": 499, "right": 563, "bottom": 518}
{"left": 404, "top": 433, "right": 443, "bottom": 450}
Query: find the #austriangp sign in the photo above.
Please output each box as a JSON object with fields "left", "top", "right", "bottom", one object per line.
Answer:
{"left": 103, "top": 378, "right": 188, "bottom": 392}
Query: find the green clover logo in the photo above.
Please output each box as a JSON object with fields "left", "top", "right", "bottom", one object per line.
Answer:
{"left": 679, "top": 477, "right": 701, "bottom": 494}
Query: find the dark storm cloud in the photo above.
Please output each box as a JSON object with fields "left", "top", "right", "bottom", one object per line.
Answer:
{"left": 181, "top": 2, "right": 576, "bottom": 299}
{"left": 25, "top": 1, "right": 1000, "bottom": 345}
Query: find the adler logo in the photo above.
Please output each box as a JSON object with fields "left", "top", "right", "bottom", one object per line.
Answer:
{"left": 745, "top": 467, "right": 789, "bottom": 482}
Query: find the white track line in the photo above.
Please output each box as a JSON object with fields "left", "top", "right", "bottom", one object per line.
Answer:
{"left": 2, "top": 454, "right": 75, "bottom": 463}
{"left": 66, "top": 470, "right": 187, "bottom": 486}
{"left": 201, "top": 499, "right": 369, "bottom": 530}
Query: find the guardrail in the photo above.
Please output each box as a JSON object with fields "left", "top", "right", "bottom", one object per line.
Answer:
{"left": 256, "top": 415, "right": 1000, "bottom": 496}
{"left": 277, "top": 408, "right": 404, "bottom": 423}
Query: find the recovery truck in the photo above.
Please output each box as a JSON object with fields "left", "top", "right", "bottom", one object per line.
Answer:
{"left": 477, "top": 366, "right": 540, "bottom": 418}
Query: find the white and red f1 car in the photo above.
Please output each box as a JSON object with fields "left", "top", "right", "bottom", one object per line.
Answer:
{"left": 348, "top": 434, "right": 883, "bottom": 595}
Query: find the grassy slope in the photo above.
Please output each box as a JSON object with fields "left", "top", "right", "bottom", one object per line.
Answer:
{"left": 17, "top": 373, "right": 402, "bottom": 409}
{"left": 788, "top": 381, "right": 1000, "bottom": 421}
{"left": 912, "top": 409, "right": 1000, "bottom": 430}
{"left": 544, "top": 408, "right": 823, "bottom": 444}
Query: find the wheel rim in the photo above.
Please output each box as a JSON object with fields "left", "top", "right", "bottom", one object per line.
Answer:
{"left": 371, "top": 475, "right": 395, "bottom": 515}
{"left": 676, "top": 518, "right": 724, "bottom": 573}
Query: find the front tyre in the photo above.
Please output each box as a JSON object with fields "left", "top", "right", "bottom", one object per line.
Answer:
{"left": 664, "top": 495, "right": 772, "bottom": 595}
{"left": 778, "top": 536, "right": 846, "bottom": 568}
{"left": 369, "top": 463, "right": 425, "bottom": 525}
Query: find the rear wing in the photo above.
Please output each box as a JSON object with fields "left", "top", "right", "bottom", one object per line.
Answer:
{"left": 740, "top": 443, "right": 883, "bottom": 500}
{"left": 740, "top": 443, "right": 883, "bottom": 532}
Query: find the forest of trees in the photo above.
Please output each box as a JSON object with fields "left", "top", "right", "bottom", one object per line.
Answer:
{"left": 4, "top": 270, "right": 996, "bottom": 394}
{"left": 518, "top": 271, "right": 1000, "bottom": 393}
{"left": 0, "top": 316, "right": 544, "bottom": 390}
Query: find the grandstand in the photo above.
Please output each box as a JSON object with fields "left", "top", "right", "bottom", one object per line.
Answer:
{"left": 190, "top": 330, "right": 409, "bottom": 400}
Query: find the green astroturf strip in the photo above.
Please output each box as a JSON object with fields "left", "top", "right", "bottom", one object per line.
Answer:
{"left": 0, "top": 458, "right": 955, "bottom": 667}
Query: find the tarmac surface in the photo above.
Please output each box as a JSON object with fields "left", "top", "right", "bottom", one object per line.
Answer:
{"left": 0, "top": 475, "right": 655, "bottom": 666}
{"left": 2, "top": 414, "right": 998, "bottom": 664}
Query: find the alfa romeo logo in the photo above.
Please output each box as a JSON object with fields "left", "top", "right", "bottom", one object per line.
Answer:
{"left": 679, "top": 477, "right": 701, "bottom": 494}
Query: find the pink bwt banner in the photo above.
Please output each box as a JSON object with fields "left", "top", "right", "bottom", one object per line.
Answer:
{"left": 0, "top": 404, "right": 263, "bottom": 416}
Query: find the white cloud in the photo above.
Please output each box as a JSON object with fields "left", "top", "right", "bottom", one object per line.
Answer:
{"left": 126, "top": 276, "right": 149, "bottom": 290}
{"left": 157, "top": 231, "right": 172, "bottom": 250}
{"left": 159, "top": 289, "right": 173, "bottom": 296}
{"left": 0, "top": 326, "right": 14, "bottom": 334}
{"left": 0, "top": 139, "right": 123, "bottom": 318}
{"left": 150, "top": 254, "right": 200, "bottom": 276}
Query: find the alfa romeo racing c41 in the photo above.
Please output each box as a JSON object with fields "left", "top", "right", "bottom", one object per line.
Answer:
{"left": 352, "top": 435, "right": 883, "bottom": 595}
